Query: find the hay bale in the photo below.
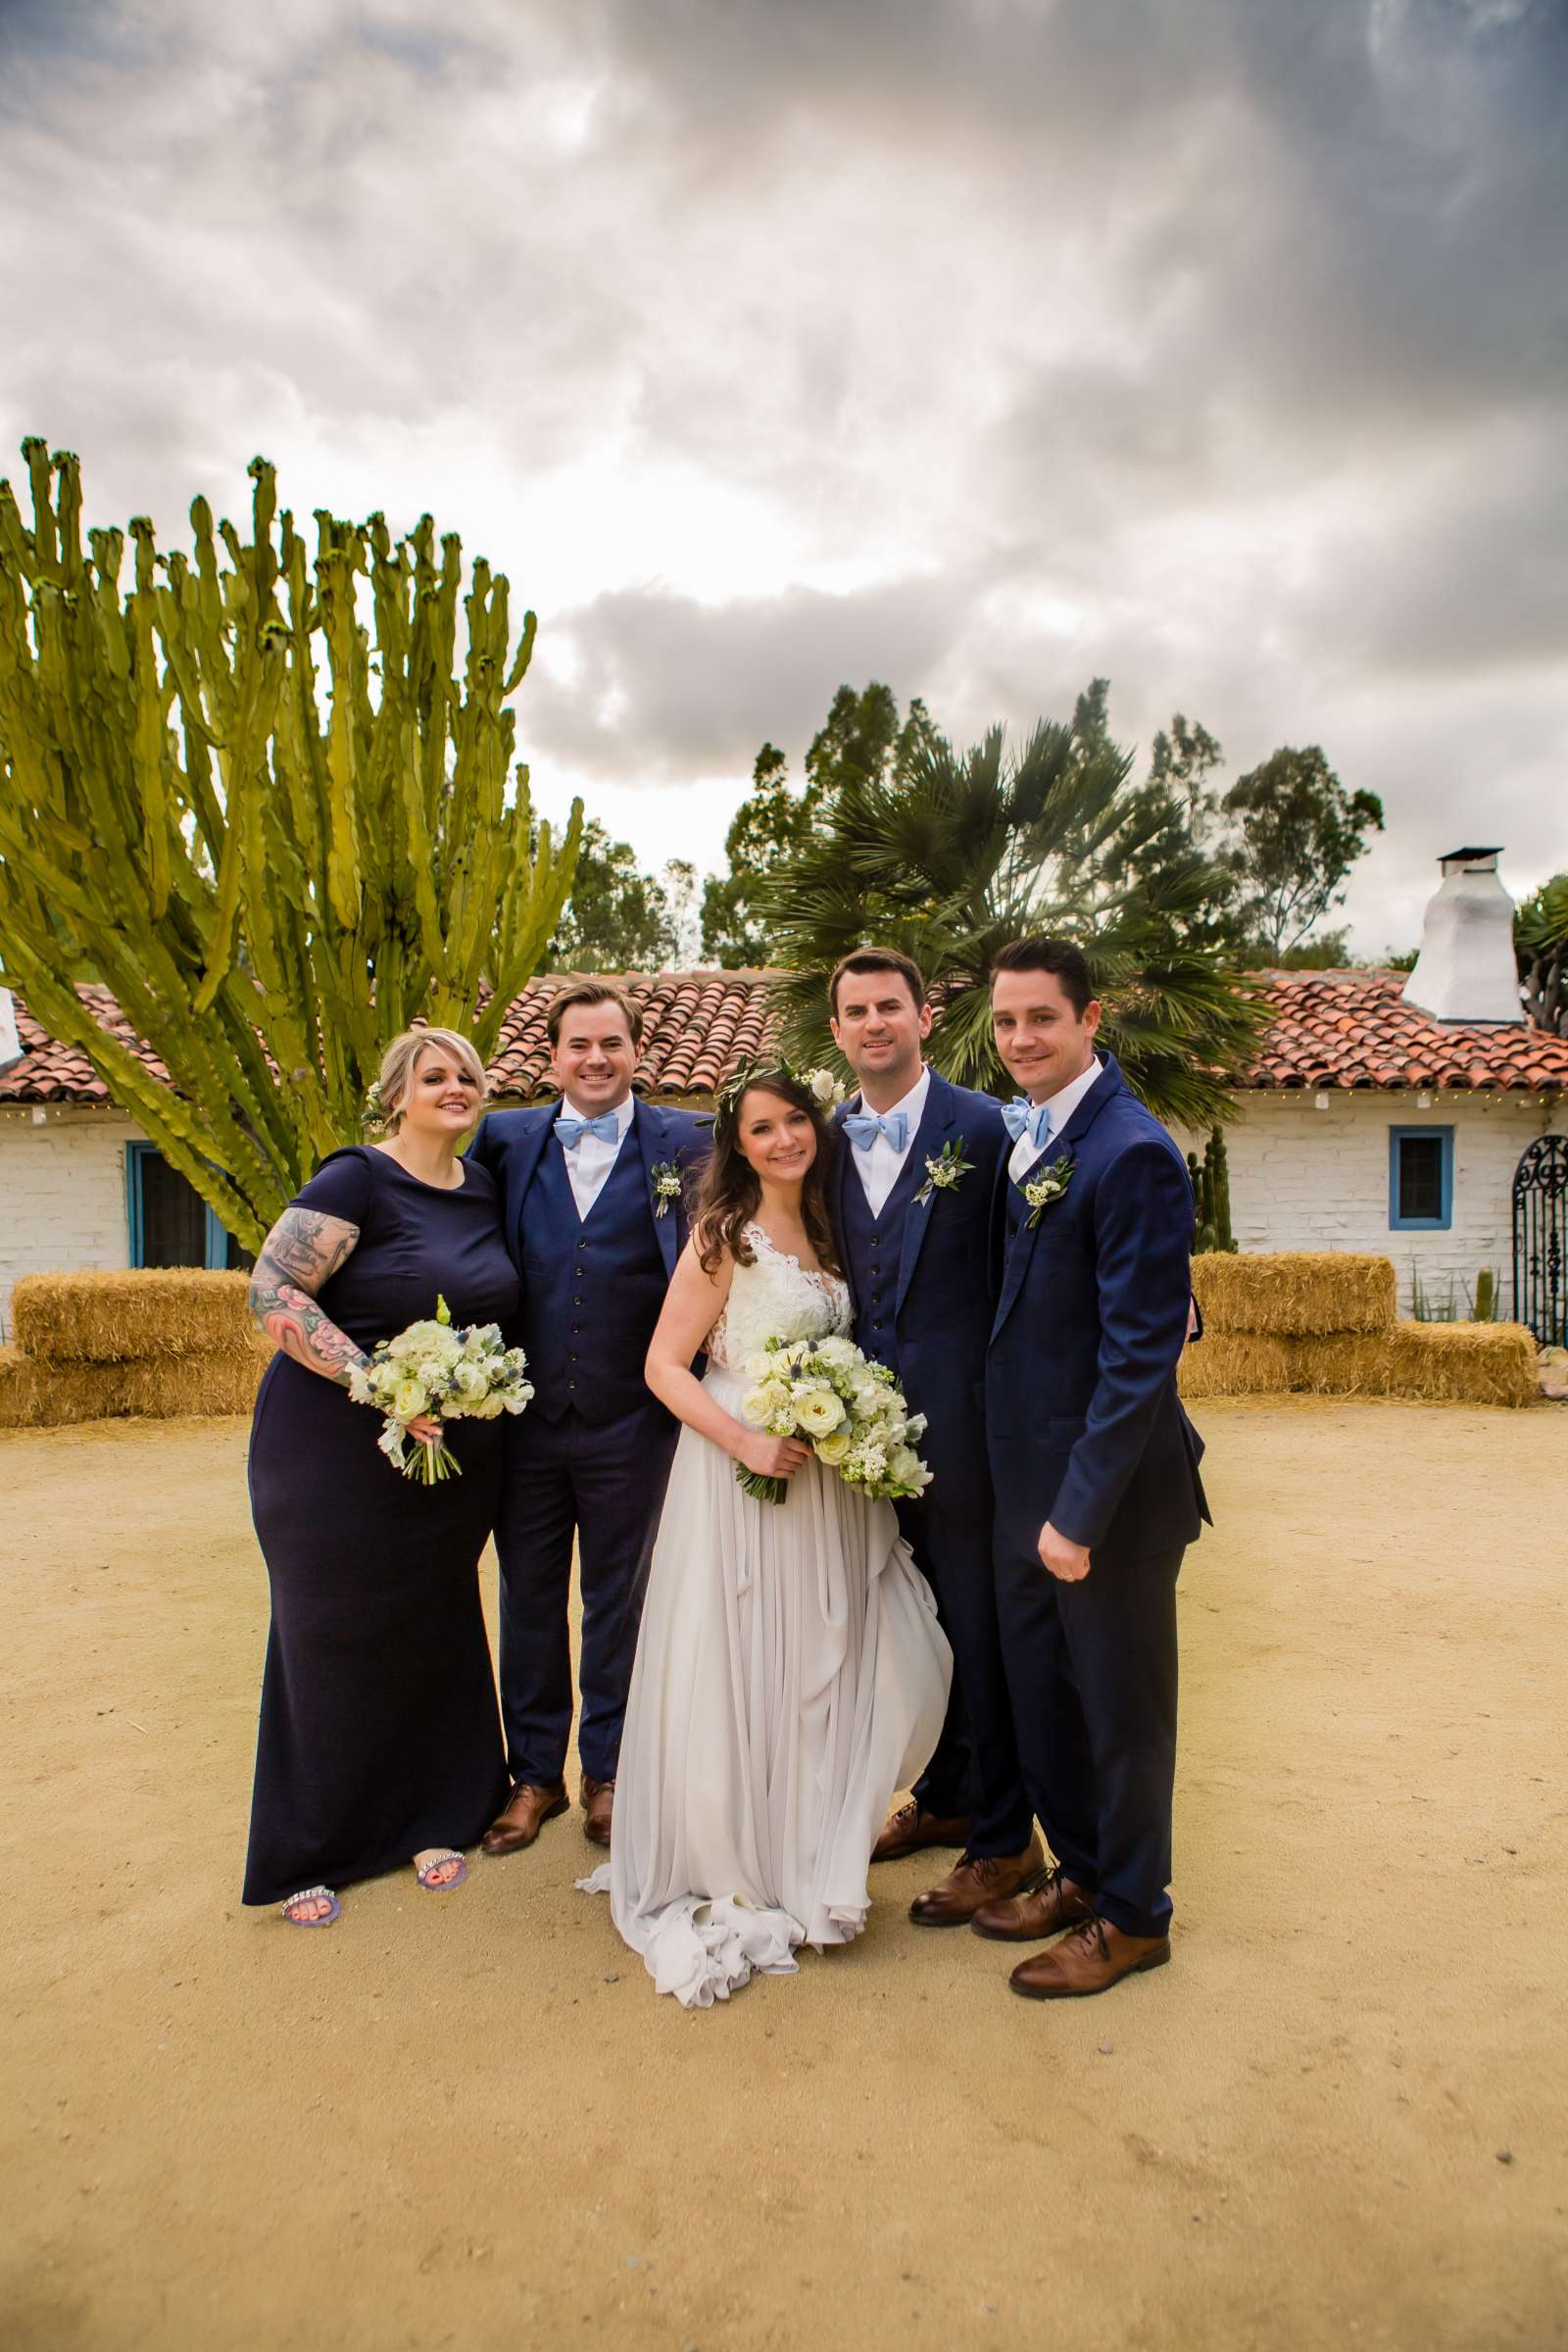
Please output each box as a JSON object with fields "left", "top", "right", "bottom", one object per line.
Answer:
{"left": 1386, "top": 1322, "right": 1540, "bottom": 1409}
{"left": 0, "top": 1345, "right": 59, "bottom": 1430}
{"left": 12, "top": 1269, "right": 256, "bottom": 1364}
{"left": 1178, "top": 1332, "right": 1297, "bottom": 1399}
{"left": 1286, "top": 1336, "right": 1397, "bottom": 1398}
{"left": 0, "top": 1340, "right": 270, "bottom": 1429}
{"left": 1192, "top": 1252, "right": 1396, "bottom": 1337}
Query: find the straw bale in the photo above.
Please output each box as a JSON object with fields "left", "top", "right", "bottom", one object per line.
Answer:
{"left": 0, "top": 1342, "right": 270, "bottom": 1429}
{"left": 1385, "top": 1322, "right": 1540, "bottom": 1409}
{"left": 1192, "top": 1252, "right": 1396, "bottom": 1338}
{"left": 1286, "top": 1337, "right": 1397, "bottom": 1398}
{"left": 13, "top": 1269, "right": 256, "bottom": 1364}
{"left": 1178, "top": 1332, "right": 1297, "bottom": 1399}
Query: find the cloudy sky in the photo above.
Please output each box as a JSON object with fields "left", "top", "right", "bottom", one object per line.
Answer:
{"left": 2, "top": 0, "right": 1563, "bottom": 956}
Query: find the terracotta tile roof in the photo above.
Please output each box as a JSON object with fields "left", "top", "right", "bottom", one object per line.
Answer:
{"left": 3, "top": 967, "right": 1565, "bottom": 1106}
{"left": 1245, "top": 969, "right": 1568, "bottom": 1092}
{"left": 0, "top": 984, "right": 172, "bottom": 1102}
{"left": 484, "top": 972, "right": 778, "bottom": 1101}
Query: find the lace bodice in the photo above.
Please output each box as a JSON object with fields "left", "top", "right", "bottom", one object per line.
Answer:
{"left": 706, "top": 1223, "right": 852, "bottom": 1372}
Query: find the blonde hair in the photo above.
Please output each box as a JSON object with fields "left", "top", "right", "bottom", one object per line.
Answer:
{"left": 376, "top": 1027, "right": 488, "bottom": 1134}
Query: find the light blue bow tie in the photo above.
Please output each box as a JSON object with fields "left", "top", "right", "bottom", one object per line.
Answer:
{"left": 1001, "top": 1098, "right": 1053, "bottom": 1149}
{"left": 556, "top": 1110, "right": 620, "bottom": 1148}
{"left": 842, "top": 1109, "right": 909, "bottom": 1153}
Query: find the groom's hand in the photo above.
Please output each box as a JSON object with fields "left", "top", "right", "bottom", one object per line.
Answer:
{"left": 1039, "top": 1521, "right": 1092, "bottom": 1582}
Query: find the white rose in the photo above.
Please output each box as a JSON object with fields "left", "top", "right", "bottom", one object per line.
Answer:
{"left": 794, "top": 1389, "right": 847, "bottom": 1436}
{"left": 814, "top": 1428, "right": 853, "bottom": 1466}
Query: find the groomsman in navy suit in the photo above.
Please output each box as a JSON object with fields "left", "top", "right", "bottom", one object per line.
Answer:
{"left": 467, "top": 981, "right": 711, "bottom": 1855}
{"left": 973, "top": 937, "right": 1209, "bottom": 1997}
{"left": 827, "top": 949, "right": 1043, "bottom": 1926}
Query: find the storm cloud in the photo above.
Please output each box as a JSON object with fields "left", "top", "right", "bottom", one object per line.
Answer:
{"left": 1, "top": 0, "right": 1563, "bottom": 953}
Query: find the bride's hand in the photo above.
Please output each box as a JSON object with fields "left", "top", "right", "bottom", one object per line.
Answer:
{"left": 739, "top": 1432, "right": 811, "bottom": 1481}
{"left": 406, "top": 1413, "right": 442, "bottom": 1446}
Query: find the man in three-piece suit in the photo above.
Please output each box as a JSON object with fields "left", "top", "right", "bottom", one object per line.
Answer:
{"left": 826, "top": 949, "right": 1041, "bottom": 1928}
{"left": 467, "top": 981, "right": 710, "bottom": 1855}
{"left": 974, "top": 936, "right": 1209, "bottom": 1999}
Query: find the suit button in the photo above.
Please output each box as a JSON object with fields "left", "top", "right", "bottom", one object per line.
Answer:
{"left": 572, "top": 1296, "right": 581, "bottom": 1305}
{"left": 870, "top": 1237, "right": 879, "bottom": 1250}
{"left": 568, "top": 1380, "right": 577, "bottom": 1390}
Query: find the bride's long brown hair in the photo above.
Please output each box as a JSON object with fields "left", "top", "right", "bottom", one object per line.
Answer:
{"left": 694, "top": 1070, "right": 841, "bottom": 1278}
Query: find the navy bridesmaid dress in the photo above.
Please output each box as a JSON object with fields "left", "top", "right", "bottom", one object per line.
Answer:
{"left": 242, "top": 1146, "right": 517, "bottom": 1906}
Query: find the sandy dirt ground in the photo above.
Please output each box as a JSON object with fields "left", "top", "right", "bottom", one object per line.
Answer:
{"left": 2, "top": 1399, "right": 1566, "bottom": 2352}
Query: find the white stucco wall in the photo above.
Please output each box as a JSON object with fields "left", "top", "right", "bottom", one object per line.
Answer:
{"left": 1177, "top": 1091, "right": 1563, "bottom": 1319}
{"left": 0, "top": 1105, "right": 142, "bottom": 1335}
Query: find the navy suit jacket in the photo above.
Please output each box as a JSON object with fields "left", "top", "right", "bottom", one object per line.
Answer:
{"left": 986, "top": 1054, "right": 1209, "bottom": 1561}
{"left": 468, "top": 1096, "right": 711, "bottom": 1332}
{"left": 832, "top": 1071, "right": 1008, "bottom": 1510}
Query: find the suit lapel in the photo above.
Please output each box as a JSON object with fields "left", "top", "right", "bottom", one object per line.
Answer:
{"left": 830, "top": 1100, "right": 860, "bottom": 1319}
{"left": 630, "top": 1099, "right": 677, "bottom": 1280}
{"left": 893, "top": 1072, "right": 955, "bottom": 1321}
{"left": 991, "top": 1057, "right": 1125, "bottom": 1342}
{"left": 513, "top": 1107, "right": 556, "bottom": 1255}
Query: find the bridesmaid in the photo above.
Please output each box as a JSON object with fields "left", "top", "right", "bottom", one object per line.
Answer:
{"left": 242, "top": 1027, "right": 517, "bottom": 1927}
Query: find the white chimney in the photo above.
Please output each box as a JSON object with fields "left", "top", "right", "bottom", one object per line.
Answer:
{"left": 1400, "top": 847, "right": 1522, "bottom": 1025}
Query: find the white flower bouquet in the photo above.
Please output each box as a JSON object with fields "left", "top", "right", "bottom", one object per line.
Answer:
{"left": 349, "top": 1294, "right": 534, "bottom": 1484}
{"left": 737, "top": 1331, "right": 932, "bottom": 1506}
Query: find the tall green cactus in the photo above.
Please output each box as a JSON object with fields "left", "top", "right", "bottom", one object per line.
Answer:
{"left": 1188, "top": 1124, "right": 1236, "bottom": 1254}
{"left": 0, "top": 442, "right": 582, "bottom": 1249}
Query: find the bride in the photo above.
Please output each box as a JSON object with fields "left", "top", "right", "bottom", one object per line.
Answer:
{"left": 580, "top": 1065, "right": 952, "bottom": 2007}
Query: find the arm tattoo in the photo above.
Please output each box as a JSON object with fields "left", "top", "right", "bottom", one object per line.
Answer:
{"left": 248, "top": 1206, "right": 368, "bottom": 1388}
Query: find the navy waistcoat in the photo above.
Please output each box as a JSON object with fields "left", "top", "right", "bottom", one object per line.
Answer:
{"left": 518, "top": 1128, "right": 668, "bottom": 1426}
{"left": 837, "top": 1148, "right": 927, "bottom": 1379}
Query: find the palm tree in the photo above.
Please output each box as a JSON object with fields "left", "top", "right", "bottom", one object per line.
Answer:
{"left": 1516, "top": 873, "right": 1567, "bottom": 1036}
{"left": 761, "top": 713, "right": 1269, "bottom": 1130}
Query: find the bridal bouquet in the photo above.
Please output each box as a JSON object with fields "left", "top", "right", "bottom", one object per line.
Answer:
{"left": 737, "top": 1333, "right": 932, "bottom": 1506}
{"left": 350, "top": 1295, "right": 534, "bottom": 1484}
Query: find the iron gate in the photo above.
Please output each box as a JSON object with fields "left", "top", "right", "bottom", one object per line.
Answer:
{"left": 1512, "top": 1133, "right": 1567, "bottom": 1346}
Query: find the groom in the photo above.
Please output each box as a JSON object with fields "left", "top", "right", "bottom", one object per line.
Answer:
{"left": 977, "top": 936, "right": 1208, "bottom": 1998}
{"left": 828, "top": 949, "right": 1042, "bottom": 1926}
{"left": 467, "top": 981, "right": 710, "bottom": 1854}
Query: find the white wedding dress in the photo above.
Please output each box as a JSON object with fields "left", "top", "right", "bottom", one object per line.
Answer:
{"left": 579, "top": 1225, "right": 953, "bottom": 2008}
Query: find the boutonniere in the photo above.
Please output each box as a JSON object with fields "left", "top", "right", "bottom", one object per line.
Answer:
{"left": 1023, "top": 1155, "right": 1075, "bottom": 1227}
{"left": 915, "top": 1136, "right": 974, "bottom": 1207}
{"left": 650, "top": 1161, "right": 683, "bottom": 1218}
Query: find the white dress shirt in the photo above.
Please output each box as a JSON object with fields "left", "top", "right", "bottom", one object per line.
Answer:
{"left": 1007, "top": 1054, "right": 1103, "bottom": 1188}
{"left": 556, "top": 1090, "right": 635, "bottom": 1218}
{"left": 850, "top": 1065, "right": 931, "bottom": 1219}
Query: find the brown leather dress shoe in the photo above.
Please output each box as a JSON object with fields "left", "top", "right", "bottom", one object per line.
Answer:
{"left": 971, "top": 1862, "right": 1093, "bottom": 1942}
{"left": 480, "top": 1780, "right": 568, "bottom": 1856}
{"left": 580, "top": 1776, "right": 614, "bottom": 1847}
{"left": 1009, "top": 1915, "right": 1171, "bottom": 1999}
{"left": 908, "top": 1834, "right": 1047, "bottom": 1927}
{"left": 871, "top": 1798, "right": 974, "bottom": 1864}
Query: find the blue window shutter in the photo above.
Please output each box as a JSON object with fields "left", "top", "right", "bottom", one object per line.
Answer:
{"left": 125, "top": 1142, "right": 151, "bottom": 1267}
{"left": 1389, "top": 1127, "right": 1453, "bottom": 1232}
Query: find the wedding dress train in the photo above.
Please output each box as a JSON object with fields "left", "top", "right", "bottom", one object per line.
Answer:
{"left": 580, "top": 1226, "right": 952, "bottom": 2007}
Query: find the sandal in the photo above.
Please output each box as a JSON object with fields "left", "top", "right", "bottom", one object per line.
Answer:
{"left": 280, "top": 1885, "right": 340, "bottom": 1928}
{"left": 415, "top": 1848, "right": 467, "bottom": 1892}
